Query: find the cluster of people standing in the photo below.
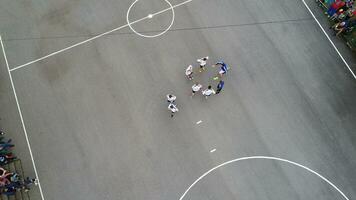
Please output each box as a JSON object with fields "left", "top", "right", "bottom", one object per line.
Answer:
{"left": 167, "top": 56, "right": 229, "bottom": 117}
{"left": 0, "top": 130, "right": 37, "bottom": 196}
{"left": 318, "top": 0, "right": 356, "bottom": 37}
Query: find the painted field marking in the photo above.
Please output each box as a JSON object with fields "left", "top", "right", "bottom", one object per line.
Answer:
{"left": 0, "top": 1, "right": 194, "bottom": 200}
{"left": 301, "top": 0, "right": 356, "bottom": 80}
{"left": 127, "top": 0, "right": 175, "bottom": 38}
{"left": 10, "top": 0, "right": 193, "bottom": 72}
{"left": 179, "top": 156, "right": 350, "bottom": 200}
{"left": 0, "top": 36, "right": 45, "bottom": 200}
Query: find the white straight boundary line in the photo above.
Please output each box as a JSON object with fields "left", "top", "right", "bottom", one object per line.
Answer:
{"left": 301, "top": 0, "right": 356, "bottom": 80}
{"left": 0, "top": 36, "right": 45, "bottom": 200}
{"left": 10, "top": 0, "right": 193, "bottom": 72}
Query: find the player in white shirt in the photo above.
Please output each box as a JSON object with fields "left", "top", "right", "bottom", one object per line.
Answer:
{"left": 191, "top": 82, "right": 203, "bottom": 97}
{"left": 197, "top": 56, "right": 209, "bottom": 71}
{"left": 168, "top": 103, "right": 179, "bottom": 117}
{"left": 185, "top": 65, "right": 193, "bottom": 80}
{"left": 166, "top": 94, "right": 176, "bottom": 103}
{"left": 202, "top": 85, "right": 216, "bottom": 99}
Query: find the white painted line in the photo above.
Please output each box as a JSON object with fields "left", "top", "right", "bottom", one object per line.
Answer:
{"left": 0, "top": 36, "right": 45, "bottom": 200}
{"left": 196, "top": 120, "right": 202, "bottom": 124}
{"left": 153, "top": 0, "right": 192, "bottom": 17}
{"left": 127, "top": 0, "right": 175, "bottom": 38}
{"left": 301, "top": 0, "right": 356, "bottom": 80}
{"left": 10, "top": 0, "right": 193, "bottom": 72}
{"left": 179, "top": 156, "right": 350, "bottom": 200}
{"left": 210, "top": 148, "right": 216, "bottom": 153}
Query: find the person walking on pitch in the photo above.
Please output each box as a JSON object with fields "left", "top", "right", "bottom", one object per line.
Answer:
{"left": 216, "top": 80, "right": 224, "bottom": 94}
{"left": 168, "top": 103, "right": 179, "bottom": 117}
{"left": 185, "top": 65, "right": 194, "bottom": 80}
{"left": 217, "top": 61, "right": 228, "bottom": 76}
{"left": 191, "top": 82, "right": 203, "bottom": 97}
{"left": 197, "top": 56, "right": 209, "bottom": 72}
{"left": 202, "top": 85, "right": 216, "bottom": 99}
{"left": 166, "top": 94, "right": 176, "bottom": 103}
{"left": 213, "top": 61, "right": 228, "bottom": 80}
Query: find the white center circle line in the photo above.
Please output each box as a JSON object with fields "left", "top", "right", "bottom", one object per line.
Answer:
{"left": 127, "top": 0, "right": 175, "bottom": 38}
{"left": 179, "top": 156, "right": 350, "bottom": 200}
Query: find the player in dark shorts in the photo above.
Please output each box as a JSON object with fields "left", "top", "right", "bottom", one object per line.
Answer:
{"left": 216, "top": 80, "right": 225, "bottom": 94}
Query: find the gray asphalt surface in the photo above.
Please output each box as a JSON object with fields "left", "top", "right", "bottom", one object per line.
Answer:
{"left": 0, "top": 0, "right": 355, "bottom": 199}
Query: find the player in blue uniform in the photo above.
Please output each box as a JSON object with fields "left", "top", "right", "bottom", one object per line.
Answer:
{"left": 213, "top": 61, "right": 229, "bottom": 80}
{"left": 216, "top": 80, "right": 225, "bottom": 94}
{"left": 216, "top": 61, "right": 228, "bottom": 77}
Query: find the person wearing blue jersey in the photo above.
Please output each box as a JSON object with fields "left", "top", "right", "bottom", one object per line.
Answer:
{"left": 216, "top": 80, "right": 225, "bottom": 94}
{"left": 216, "top": 61, "right": 228, "bottom": 77}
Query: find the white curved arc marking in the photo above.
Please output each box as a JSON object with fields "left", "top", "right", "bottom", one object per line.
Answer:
{"left": 179, "top": 156, "right": 350, "bottom": 200}
{"left": 127, "top": 0, "right": 175, "bottom": 38}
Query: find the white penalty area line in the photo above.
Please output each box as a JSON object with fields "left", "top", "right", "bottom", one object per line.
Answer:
{"left": 0, "top": 36, "right": 46, "bottom": 200}
{"left": 301, "top": 0, "right": 356, "bottom": 80}
{"left": 9, "top": 0, "right": 193, "bottom": 72}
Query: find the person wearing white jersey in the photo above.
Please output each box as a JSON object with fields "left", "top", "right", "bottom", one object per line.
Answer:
{"left": 191, "top": 82, "right": 203, "bottom": 97}
{"left": 197, "top": 56, "right": 209, "bottom": 71}
{"left": 202, "top": 85, "right": 216, "bottom": 99}
{"left": 185, "top": 65, "right": 193, "bottom": 80}
{"left": 166, "top": 94, "right": 176, "bottom": 103}
{"left": 168, "top": 103, "right": 179, "bottom": 117}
